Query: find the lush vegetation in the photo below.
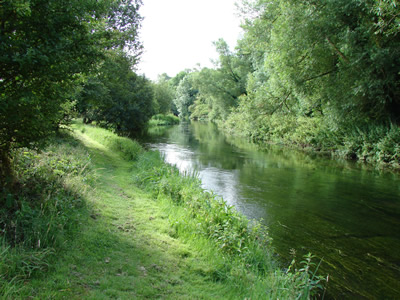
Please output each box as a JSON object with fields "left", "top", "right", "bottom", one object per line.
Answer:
{"left": 1, "top": 1, "right": 170, "bottom": 296}
{"left": 156, "top": 0, "right": 400, "bottom": 168}
{"left": 1, "top": 0, "right": 398, "bottom": 297}
{"left": 0, "top": 130, "right": 94, "bottom": 297}
{"left": 148, "top": 114, "right": 180, "bottom": 127}
{"left": 0, "top": 0, "right": 153, "bottom": 186}
{"left": 0, "top": 123, "right": 324, "bottom": 298}
{"left": 132, "top": 144, "right": 325, "bottom": 299}
{"left": 76, "top": 51, "right": 155, "bottom": 136}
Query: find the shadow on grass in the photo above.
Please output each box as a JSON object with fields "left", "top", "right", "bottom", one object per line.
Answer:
{"left": 13, "top": 129, "right": 233, "bottom": 299}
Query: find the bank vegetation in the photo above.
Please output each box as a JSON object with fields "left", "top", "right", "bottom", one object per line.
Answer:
{"left": 157, "top": 0, "right": 400, "bottom": 169}
{"left": 1, "top": 122, "right": 324, "bottom": 298}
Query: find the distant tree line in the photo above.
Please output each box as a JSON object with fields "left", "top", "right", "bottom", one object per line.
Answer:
{"left": 2, "top": 0, "right": 399, "bottom": 184}
{"left": 158, "top": 0, "right": 400, "bottom": 166}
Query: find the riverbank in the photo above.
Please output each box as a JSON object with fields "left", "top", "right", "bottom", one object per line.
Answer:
{"left": 141, "top": 121, "right": 400, "bottom": 299}
{"left": 1, "top": 122, "right": 323, "bottom": 298}
{"left": 218, "top": 115, "right": 400, "bottom": 172}
{"left": 148, "top": 114, "right": 180, "bottom": 126}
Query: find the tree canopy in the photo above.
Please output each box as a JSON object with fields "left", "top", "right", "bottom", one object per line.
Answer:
{"left": 0, "top": 0, "right": 144, "bottom": 181}
{"left": 163, "top": 0, "right": 399, "bottom": 165}
{"left": 77, "top": 51, "right": 154, "bottom": 135}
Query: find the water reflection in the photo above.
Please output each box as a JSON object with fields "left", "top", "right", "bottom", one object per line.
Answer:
{"left": 141, "top": 122, "right": 400, "bottom": 299}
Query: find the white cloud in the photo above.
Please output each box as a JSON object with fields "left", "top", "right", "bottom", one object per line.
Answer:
{"left": 138, "top": 0, "right": 242, "bottom": 80}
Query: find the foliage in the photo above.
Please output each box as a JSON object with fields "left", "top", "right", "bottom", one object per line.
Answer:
{"left": 0, "top": 122, "right": 326, "bottom": 298}
{"left": 148, "top": 114, "right": 180, "bottom": 126}
{"left": 173, "top": 75, "right": 198, "bottom": 120}
{"left": 0, "top": 0, "right": 143, "bottom": 183}
{"left": 0, "top": 131, "right": 92, "bottom": 292}
{"left": 189, "top": 96, "right": 211, "bottom": 121}
{"left": 77, "top": 51, "right": 154, "bottom": 136}
{"left": 236, "top": 0, "right": 400, "bottom": 123}
{"left": 187, "top": 39, "right": 252, "bottom": 121}
{"left": 373, "top": 0, "right": 400, "bottom": 37}
{"left": 172, "top": 0, "right": 400, "bottom": 168}
{"left": 73, "top": 122, "right": 144, "bottom": 161}
{"left": 0, "top": 123, "right": 326, "bottom": 298}
{"left": 169, "top": 70, "right": 193, "bottom": 88}
{"left": 0, "top": 132, "right": 92, "bottom": 248}
{"left": 151, "top": 74, "right": 175, "bottom": 114}
{"left": 222, "top": 110, "right": 400, "bottom": 168}
{"left": 285, "top": 253, "right": 325, "bottom": 299}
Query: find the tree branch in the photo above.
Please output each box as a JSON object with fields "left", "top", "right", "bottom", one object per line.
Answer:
{"left": 326, "top": 37, "right": 349, "bottom": 63}
{"left": 271, "top": 91, "right": 292, "bottom": 114}
{"left": 209, "top": 81, "right": 238, "bottom": 101}
{"left": 303, "top": 69, "right": 336, "bottom": 82}
{"left": 297, "top": 42, "right": 317, "bottom": 65}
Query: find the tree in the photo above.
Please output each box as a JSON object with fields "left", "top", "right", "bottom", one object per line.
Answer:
{"left": 233, "top": 0, "right": 400, "bottom": 123}
{"left": 0, "top": 0, "right": 143, "bottom": 182}
{"left": 373, "top": 0, "right": 400, "bottom": 37}
{"left": 173, "top": 76, "right": 197, "bottom": 119}
{"left": 190, "top": 39, "right": 251, "bottom": 121}
{"left": 76, "top": 76, "right": 111, "bottom": 124}
{"left": 152, "top": 74, "right": 175, "bottom": 114}
{"left": 78, "top": 51, "right": 154, "bottom": 136}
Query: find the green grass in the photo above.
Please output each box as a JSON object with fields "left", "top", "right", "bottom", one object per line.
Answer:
{"left": 148, "top": 113, "right": 180, "bottom": 126}
{"left": 73, "top": 121, "right": 144, "bottom": 161}
{"left": 0, "top": 121, "right": 323, "bottom": 299}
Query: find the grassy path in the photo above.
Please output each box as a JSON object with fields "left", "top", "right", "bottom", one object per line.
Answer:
{"left": 5, "top": 124, "right": 320, "bottom": 299}
{"left": 24, "top": 129, "right": 234, "bottom": 299}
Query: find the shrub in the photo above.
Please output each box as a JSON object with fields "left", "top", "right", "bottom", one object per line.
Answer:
{"left": 223, "top": 112, "right": 400, "bottom": 168}
{"left": 148, "top": 114, "right": 180, "bottom": 126}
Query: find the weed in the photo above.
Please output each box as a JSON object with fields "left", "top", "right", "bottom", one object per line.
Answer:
{"left": 286, "top": 253, "right": 326, "bottom": 299}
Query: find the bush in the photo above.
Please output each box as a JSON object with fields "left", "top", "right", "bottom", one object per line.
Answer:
{"left": 376, "top": 125, "right": 400, "bottom": 165}
{"left": 223, "top": 112, "right": 400, "bottom": 168}
{"left": 148, "top": 114, "right": 180, "bottom": 126}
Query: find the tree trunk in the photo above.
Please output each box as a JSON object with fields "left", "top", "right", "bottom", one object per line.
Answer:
{"left": 0, "top": 149, "right": 14, "bottom": 188}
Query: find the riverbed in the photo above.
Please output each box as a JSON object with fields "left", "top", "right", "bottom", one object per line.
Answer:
{"left": 140, "top": 122, "right": 400, "bottom": 299}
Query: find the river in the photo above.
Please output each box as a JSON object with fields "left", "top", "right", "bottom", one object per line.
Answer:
{"left": 140, "top": 122, "right": 400, "bottom": 299}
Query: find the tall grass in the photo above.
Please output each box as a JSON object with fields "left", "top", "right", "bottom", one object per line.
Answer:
{"left": 132, "top": 150, "right": 325, "bottom": 298}
{"left": 337, "top": 122, "right": 400, "bottom": 166}
{"left": 73, "top": 121, "right": 143, "bottom": 161}
{"left": 0, "top": 131, "right": 93, "bottom": 295}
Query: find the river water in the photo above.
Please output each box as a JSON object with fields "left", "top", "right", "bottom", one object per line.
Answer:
{"left": 140, "top": 122, "right": 400, "bottom": 299}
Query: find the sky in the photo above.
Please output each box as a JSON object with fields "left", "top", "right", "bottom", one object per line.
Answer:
{"left": 137, "top": 0, "right": 243, "bottom": 80}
